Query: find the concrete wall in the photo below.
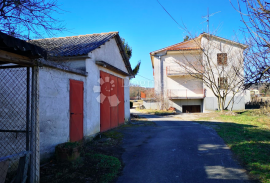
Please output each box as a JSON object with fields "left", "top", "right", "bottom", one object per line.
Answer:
{"left": 169, "top": 99, "right": 203, "bottom": 112}
{"left": 143, "top": 100, "right": 160, "bottom": 110}
{"left": 244, "top": 90, "right": 251, "bottom": 103}
{"left": 204, "top": 95, "right": 245, "bottom": 111}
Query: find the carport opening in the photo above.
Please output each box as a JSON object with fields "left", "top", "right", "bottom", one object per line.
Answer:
{"left": 182, "top": 105, "right": 201, "bottom": 113}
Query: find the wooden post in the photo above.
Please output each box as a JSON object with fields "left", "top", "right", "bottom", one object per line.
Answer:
{"left": 29, "top": 66, "right": 40, "bottom": 183}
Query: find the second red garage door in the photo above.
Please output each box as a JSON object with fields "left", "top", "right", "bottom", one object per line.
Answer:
{"left": 100, "top": 71, "right": 125, "bottom": 132}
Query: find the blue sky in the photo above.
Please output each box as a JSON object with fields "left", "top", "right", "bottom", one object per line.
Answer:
{"left": 52, "top": 0, "right": 246, "bottom": 87}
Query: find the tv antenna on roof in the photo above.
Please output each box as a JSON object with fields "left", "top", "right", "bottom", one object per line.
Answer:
{"left": 202, "top": 8, "right": 221, "bottom": 34}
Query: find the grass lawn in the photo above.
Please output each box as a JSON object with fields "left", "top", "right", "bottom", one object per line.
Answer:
{"left": 197, "top": 110, "right": 270, "bottom": 183}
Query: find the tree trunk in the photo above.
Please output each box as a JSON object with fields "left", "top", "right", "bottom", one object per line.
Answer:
{"left": 218, "top": 97, "right": 225, "bottom": 111}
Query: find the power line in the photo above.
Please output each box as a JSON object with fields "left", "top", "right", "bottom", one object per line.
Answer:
{"left": 136, "top": 74, "right": 154, "bottom": 81}
{"left": 156, "top": 0, "right": 183, "bottom": 29}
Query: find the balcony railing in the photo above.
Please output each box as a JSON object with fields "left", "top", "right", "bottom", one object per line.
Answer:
{"left": 167, "top": 89, "right": 206, "bottom": 99}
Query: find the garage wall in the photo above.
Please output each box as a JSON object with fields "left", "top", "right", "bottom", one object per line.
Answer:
{"left": 39, "top": 67, "right": 86, "bottom": 160}
{"left": 169, "top": 99, "right": 203, "bottom": 112}
{"left": 38, "top": 37, "right": 131, "bottom": 160}
{"left": 87, "top": 37, "right": 131, "bottom": 123}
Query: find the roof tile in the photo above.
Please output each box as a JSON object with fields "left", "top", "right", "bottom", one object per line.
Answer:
{"left": 29, "top": 32, "right": 118, "bottom": 57}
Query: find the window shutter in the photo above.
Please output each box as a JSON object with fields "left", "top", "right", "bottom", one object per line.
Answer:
{"left": 218, "top": 77, "right": 228, "bottom": 89}
{"left": 217, "top": 53, "right": 227, "bottom": 66}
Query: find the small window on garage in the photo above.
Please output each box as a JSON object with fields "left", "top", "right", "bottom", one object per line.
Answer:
{"left": 217, "top": 53, "right": 227, "bottom": 66}
{"left": 218, "top": 77, "right": 228, "bottom": 90}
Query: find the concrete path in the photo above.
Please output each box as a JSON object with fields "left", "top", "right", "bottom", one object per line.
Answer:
{"left": 116, "top": 110, "right": 253, "bottom": 183}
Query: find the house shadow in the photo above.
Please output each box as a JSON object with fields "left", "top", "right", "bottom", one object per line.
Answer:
{"left": 195, "top": 120, "right": 270, "bottom": 182}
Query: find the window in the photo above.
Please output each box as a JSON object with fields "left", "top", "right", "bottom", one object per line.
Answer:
{"left": 218, "top": 77, "right": 227, "bottom": 90}
{"left": 217, "top": 53, "right": 227, "bottom": 66}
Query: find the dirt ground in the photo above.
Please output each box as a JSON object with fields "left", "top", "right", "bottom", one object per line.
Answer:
{"left": 172, "top": 111, "right": 221, "bottom": 121}
{"left": 131, "top": 108, "right": 221, "bottom": 121}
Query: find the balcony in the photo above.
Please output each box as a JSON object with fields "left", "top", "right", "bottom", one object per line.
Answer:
{"left": 167, "top": 89, "right": 206, "bottom": 99}
{"left": 166, "top": 66, "right": 203, "bottom": 76}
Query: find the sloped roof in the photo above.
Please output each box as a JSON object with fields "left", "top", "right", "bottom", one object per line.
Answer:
{"left": 0, "top": 31, "right": 47, "bottom": 59}
{"left": 29, "top": 32, "right": 133, "bottom": 76}
{"left": 149, "top": 33, "right": 247, "bottom": 68}
{"left": 150, "top": 38, "right": 201, "bottom": 55}
{"left": 29, "top": 32, "right": 118, "bottom": 57}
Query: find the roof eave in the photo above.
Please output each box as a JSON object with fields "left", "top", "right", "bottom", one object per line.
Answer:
{"left": 114, "top": 33, "right": 134, "bottom": 77}
{"left": 200, "top": 33, "right": 248, "bottom": 49}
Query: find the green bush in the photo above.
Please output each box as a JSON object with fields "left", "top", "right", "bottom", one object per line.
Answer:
{"left": 130, "top": 101, "right": 133, "bottom": 108}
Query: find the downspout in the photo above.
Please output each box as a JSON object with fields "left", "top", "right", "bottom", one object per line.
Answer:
{"left": 153, "top": 52, "right": 167, "bottom": 108}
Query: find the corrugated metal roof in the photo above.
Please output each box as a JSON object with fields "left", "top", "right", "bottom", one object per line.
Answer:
{"left": 29, "top": 32, "right": 118, "bottom": 57}
{"left": 0, "top": 31, "right": 47, "bottom": 59}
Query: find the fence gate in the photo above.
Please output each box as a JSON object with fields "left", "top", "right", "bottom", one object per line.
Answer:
{"left": 0, "top": 66, "right": 39, "bottom": 183}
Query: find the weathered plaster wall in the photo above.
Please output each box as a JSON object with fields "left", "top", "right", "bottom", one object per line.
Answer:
{"left": 62, "top": 59, "right": 86, "bottom": 71}
{"left": 39, "top": 36, "right": 131, "bottom": 160}
{"left": 39, "top": 67, "right": 86, "bottom": 160}
{"left": 152, "top": 37, "right": 246, "bottom": 112}
{"left": 162, "top": 52, "right": 203, "bottom": 99}
{"left": 91, "top": 38, "right": 128, "bottom": 73}
{"left": 88, "top": 37, "right": 131, "bottom": 122}
{"left": 201, "top": 36, "right": 245, "bottom": 98}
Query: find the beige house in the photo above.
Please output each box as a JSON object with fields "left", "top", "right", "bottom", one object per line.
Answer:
{"left": 150, "top": 33, "right": 249, "bottom": 113}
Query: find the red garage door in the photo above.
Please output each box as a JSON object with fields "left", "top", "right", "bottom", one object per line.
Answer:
{"left": 110, "top": 74, "right": 118, "bottom": 129}
{"left": 100, "top": 71, "right": 125, "bottom": 132}
{"left": 70, "top": 79, "right": 84, "bottom": 142}
{"left": 117, "top": 78, "right": 125, "bottom": 124}
{"left": 100, "top": 71, "right": 111, "bottom": 132}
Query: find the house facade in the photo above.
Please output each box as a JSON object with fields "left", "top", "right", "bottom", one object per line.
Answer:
{"left": 150, "top": 33, "right": 249, "bottom": 113}
{"left": 29, "top": 32, "right": 133, "bottom": 160}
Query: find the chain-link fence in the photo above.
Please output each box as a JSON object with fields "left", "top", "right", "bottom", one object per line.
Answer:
{"left": 0, "top": 66, "right": 39, "bottom": 183}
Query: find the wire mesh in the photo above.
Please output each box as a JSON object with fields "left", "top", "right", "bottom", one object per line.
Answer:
{"left": 0, "top": 66, "right": 39, "bottom": 183}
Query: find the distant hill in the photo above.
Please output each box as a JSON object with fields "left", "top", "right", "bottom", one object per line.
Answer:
{"left": 130, "top": 85, "right": 155, "bottom": 100}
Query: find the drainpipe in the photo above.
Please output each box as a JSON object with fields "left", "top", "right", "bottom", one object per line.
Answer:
{"left": 153, "top": 52, "right": 167, "bottom": 108}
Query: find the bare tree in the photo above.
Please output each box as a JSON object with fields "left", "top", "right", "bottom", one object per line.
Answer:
{"left": 0, "top": 0, "right": 65, "bottom": 39}
{"left": 171, "top": 34, "right": 246, "bottom": 111}
{"left": 231, "top": 0, "right": 270, "bottom": 86}
{"left": 153, "top": 92, "right": 169, "bottom": 110}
